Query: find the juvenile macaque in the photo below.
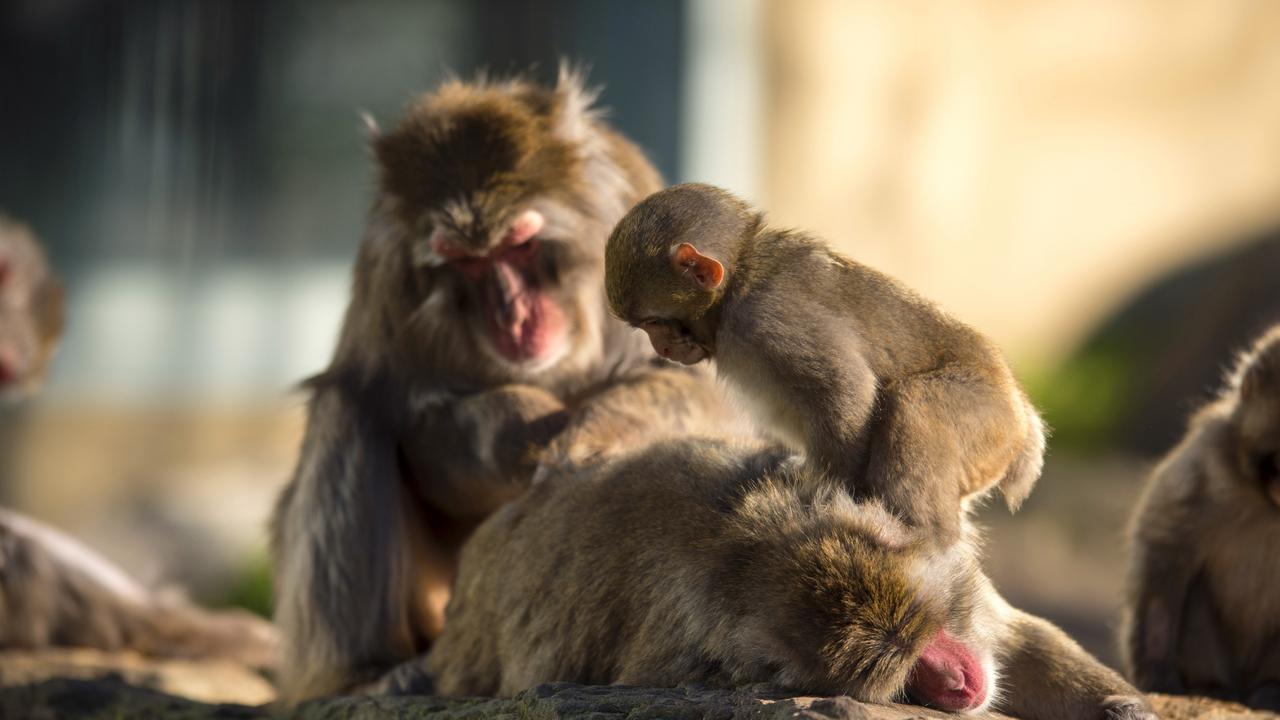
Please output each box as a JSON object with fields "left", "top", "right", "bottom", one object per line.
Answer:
{"left": 271, "top": 71, "right": 735, "bottom": 702}
{"left": 0, "top": 509, "right": 277, "bottom": 669}
{"left": 1122, "top": 324, "right": 1280, "bottom": 710}
{"left": 605, "top": 184, "right": 1045, "bottom": 543}
{"left": 0, "top": 216, "right": 63, "bottom": 401}
{"left": 383, "top": 434, "right": 1154, "bottom": 720}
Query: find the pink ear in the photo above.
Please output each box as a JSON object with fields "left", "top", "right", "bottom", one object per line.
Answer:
{"left": 671, "top": 243, "right": 724, "bottom": 290}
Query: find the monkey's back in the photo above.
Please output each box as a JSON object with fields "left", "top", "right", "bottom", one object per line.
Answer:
{"left": 428, "top": 436, "right": 936, "bottom": 699}
{"left": 427, "top": 438, "right": 776, "bottom": 695}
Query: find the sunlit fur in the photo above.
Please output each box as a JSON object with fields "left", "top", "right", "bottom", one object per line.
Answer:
{"left": 407, "top": 428, "right": 1153, "bottom": 720}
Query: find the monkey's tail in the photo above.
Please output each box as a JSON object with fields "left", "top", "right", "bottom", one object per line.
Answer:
{"left": 997, "top": 401, "right": 1047, "bottom": 512}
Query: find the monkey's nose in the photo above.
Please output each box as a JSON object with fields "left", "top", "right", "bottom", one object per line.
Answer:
{"left": 940, "top": 665, "right": 965, "bottom": 692}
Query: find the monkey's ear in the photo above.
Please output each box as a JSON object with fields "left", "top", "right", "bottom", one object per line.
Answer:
{"left": 671, "top": 243, "right": 725, "bottom": 291}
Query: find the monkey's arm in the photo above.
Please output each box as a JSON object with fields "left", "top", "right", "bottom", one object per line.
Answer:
{"left": 540, "top": 363, "right": 737, "bottom": 472}
{"left": 996, "top": 605, "right": 1158, "bottom": 720}
{"left": 1122, "top": 465, "right": 1207, "bottom": 693}
{"left": 717, "top": 305, "right": 879, "bottom": 477}
{"left": 272, "top": 386, "right": 421, "bottom": 703}
{"left": 1124, "top": 539, "right": 1202, "bottom": 693}
{"left": 400, "top": 384, "right": 569, "bottom": 517}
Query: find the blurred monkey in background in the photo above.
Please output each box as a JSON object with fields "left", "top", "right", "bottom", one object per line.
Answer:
{"left": 0, "top": 216, "right": 276, "bottom": 668}
{"left": 1123, "top": 324, "right": 1280, "bottom": 710}
{"left": 0, "top": 215, "right": 62, "bottom": 402}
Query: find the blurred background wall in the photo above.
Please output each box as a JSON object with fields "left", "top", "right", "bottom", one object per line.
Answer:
{"left": 2, "top": 0, "right": 1278, "bottom": 667}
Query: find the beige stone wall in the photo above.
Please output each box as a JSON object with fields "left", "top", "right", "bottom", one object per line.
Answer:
{"left": 763, "top": 0, "right": 1280, "bottom": 366}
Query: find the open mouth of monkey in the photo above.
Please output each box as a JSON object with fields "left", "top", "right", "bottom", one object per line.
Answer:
{"left": 480, "top": 259, "right": 566, "bottom": 364}
{"left": 436, "top": 213, "right": 569, "bottom": 366}
{"left": 453, "top": 239, "right": 563, "bottom": 361}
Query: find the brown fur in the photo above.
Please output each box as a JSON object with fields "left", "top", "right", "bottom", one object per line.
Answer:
{"left": 0, "top": 215, "right": 63, "bottom": 401}
{"left": 605, "top": 183, "right": 1045, "bottom": 545}
{"left": 374, "top": 429, "right": 1152, "bottom": 720}
{"left": 1122, "top": 324, "right": 1280, "bottom": 710}
{"left": 0, "top": 509, "right": 277, "bottom": 669}
{"left": 0, "top": 217, "right": 274, "bottom": 668}
{"left": 270, "top": 71, "right": 736, "bottom": 703}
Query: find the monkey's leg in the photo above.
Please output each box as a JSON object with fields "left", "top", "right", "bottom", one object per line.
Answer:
{"left": 272, "top": 388, "right": 421, "bottom": 704}
{"left": 997, "top": 608, "right": 1158, "bottom": 720}
{"left": 860, "top": 373, "right": 990, "bottom": 543}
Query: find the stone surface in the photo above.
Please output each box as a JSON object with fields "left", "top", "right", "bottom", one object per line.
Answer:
{"left": 1, "top": 675, "right": 1277, "bottom": 720}
{"left": 0, "top": 647, "right": 275, "bottom": 705}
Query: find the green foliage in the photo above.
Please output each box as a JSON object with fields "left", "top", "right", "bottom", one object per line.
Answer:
{"left": 1023, "top": 338, "right": 1138, "bottom": 456}
{"left": 217, "top": 551, "right": 273, "bottom": 619}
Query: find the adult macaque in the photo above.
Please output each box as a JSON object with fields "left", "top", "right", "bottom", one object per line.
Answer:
{"left": 380, "top": 434, "right": 1154, "bottom": 720}
{"left": 271, "top": 71, "right": 734, "bottom": 702}
{"left": 1122, "top": 324, "right": 1280, "bottom": 710}
{"left": 605, "top": 183, "right": 1045, "bottom": 544}
{"left": 0, "top": 215, "right": 63, "bottom": 402}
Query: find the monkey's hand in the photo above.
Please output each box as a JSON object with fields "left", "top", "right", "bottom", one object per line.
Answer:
{"left": 358, "top": 656, "right": 437, "bottom": 696}
{"left": 401, "top": 384, "right": 569, "bottom": 516}
{"left": 1101, "top": 695, "right": 1161, "bottom": 720}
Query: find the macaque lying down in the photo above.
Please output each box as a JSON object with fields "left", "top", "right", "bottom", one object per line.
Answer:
{"left": 379, "top": 438, "right": 1155, "bottom": 720}
{"left": 0, "top": 508, "right": 277, "bottom": 668}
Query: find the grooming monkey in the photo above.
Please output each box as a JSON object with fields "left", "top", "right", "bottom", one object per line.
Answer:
{"left": 1122, "top": 324, "right": 1280, "bottom": 710}
{"left": 380, "top": 433, "right": 1154, "bottom": 720}
{"left": 605, "top": 183, "right": 1045, "bottom": 543}
{"left": 0, "top": 215, "right": 63, "bottom": 401}
{"left": 271, "top": 71, "right": 736, "bottom": 702}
